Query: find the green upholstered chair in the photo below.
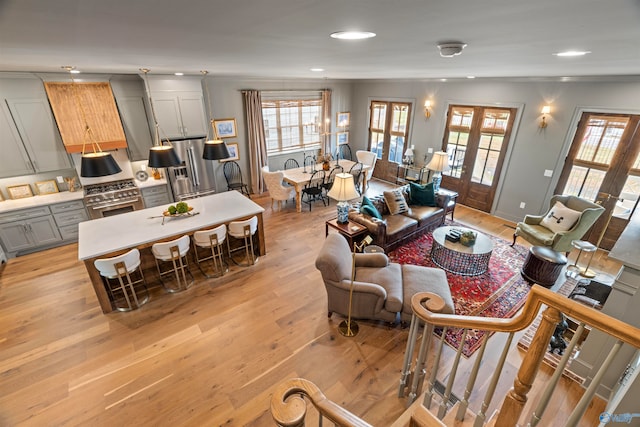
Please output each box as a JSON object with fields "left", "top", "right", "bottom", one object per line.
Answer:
{"left": 511, "top": 195, "right": 605, "bottom": 254}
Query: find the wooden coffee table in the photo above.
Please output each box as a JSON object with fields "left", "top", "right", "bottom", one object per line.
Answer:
{"left": 430, "top": 226, "right": 493, "bottom": 276}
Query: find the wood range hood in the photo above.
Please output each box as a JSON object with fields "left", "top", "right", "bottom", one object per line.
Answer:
{"left": 44, "top": 81, "right": 127, "bottom": 153}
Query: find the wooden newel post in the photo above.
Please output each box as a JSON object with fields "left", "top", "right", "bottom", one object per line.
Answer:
{"left": 495, "top": 306, "right": 562, "bottom": 427}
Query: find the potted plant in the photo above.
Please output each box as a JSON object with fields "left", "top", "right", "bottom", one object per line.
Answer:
{"left": 459, "top": 230, "right": 477, "bottom": 247}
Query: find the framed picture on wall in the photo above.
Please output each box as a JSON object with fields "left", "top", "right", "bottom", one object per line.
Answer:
{"left": 213, "top": 118, "right": 237, "bottom": 139}
{"left": 337, "top": 131, "right": 349, "bottom": 145}
{"left": 35, "top": 180, "right": 59, "bottom": 195}
{"left": 7, "top": 184, "right": 34, "bottom": 199}
{"left": 337, "top": 112, "right": 350, "bottom": 127}
{"left": 220, "top": 142, "right": 240, "bottom": 162}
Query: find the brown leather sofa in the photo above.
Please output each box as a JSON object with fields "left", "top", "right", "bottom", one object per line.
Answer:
{"left": 315, "top": 233, "right": 454, "bottom": 323}
{"left": 348, "top": 184, "right": 450, "bottom": 252}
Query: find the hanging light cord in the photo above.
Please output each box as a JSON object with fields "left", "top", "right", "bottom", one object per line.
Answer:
{"left": 201, "top": 70, "right": 220, "bottom": 140}
{"left": 140, "top": 68, "right": 165, "bottom": 147}
{"left": 64, "top": 66, "right": 102, "bottom": 156}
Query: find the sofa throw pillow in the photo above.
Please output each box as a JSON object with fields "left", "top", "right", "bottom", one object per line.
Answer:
{"left": 540, "top": 201, "right": 582, "bottom": 233}
{"left": 409, "top": 182, "right": 437, "bottom": 207}
{"left": 383, "top": 189, "right": 410, "bottom": 215}
{"left": 360, "top": 196, "right": 382, "bottom": 219}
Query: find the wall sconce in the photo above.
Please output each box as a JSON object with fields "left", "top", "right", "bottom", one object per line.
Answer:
{"left": 424, "top": 100, "right": 432, "bottom": 118}
{"left": 540, "top": 105, "right": 551, "bottom": 128}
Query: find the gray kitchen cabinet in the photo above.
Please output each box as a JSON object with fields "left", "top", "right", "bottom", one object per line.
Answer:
{"left": 3, "top": 98, "right": 71, "bottom": 175}
{"left": 51, "top": 200, "right": 89, "bottom": 241}
{"left": 0, "top": 103, "right": 33, "bottom": 177}
{"left": 0, "top": 207, "right": 62, "bottom": 253}
{"left": 151, "top": 92, "right": 208, "bottom": 139}
{"left": 142, "top": 184, "right": 172, "bottom": 208}
{"left": 115, "top": 96, "right": 153, "bottom": 161}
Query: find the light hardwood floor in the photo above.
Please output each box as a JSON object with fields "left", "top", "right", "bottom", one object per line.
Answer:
{"left": 0, "top": 180, "right": 621, "bottom": 426}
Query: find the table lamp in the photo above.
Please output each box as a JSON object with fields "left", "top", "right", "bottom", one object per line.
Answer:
{"left": 426, "top": 151, "right": 450, "bottom": 192}
{"left": 327, "top": 173, "right": 359, "bottom": 223}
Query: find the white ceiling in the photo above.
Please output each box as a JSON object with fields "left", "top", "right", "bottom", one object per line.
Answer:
{"left": 1, "top": 0, "right": 640, "bottom": 80}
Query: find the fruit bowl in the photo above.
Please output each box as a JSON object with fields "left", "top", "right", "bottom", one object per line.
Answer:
{"left": 162, "top": 206, "right": 194, "bottom": 217}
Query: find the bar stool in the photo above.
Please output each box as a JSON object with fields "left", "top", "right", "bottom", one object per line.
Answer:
{"left": 193, "top": 224, "right": 228, "bottom": 278}
{"left": 566, "top": 239, "right": 597, "bottom": 278}
{"left": 94, "top": 248, "right": 149, "bottom": 311}
{"left": 227, "top": 216, "right": 259, "bottom": 266}
{"left": 152, "top": 235, "right": 194, "bottom": 292}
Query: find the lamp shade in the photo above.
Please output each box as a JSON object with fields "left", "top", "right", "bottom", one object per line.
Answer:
{"left": 327, "top": 173, "right": 359, "bottom": 202}
{"left": 148, "top": 145, "right": 181, "bottom": 168}
{"left": 203, "top": 139, "right": 231, "bottom": 160}
{"left": 426, "top": 151, "right": 450, "bottom": 172}
{"left": 80, "top": 152, "right": 122, "bottom": 177}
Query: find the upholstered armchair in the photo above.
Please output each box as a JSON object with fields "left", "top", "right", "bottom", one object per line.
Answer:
{"left": 512, "top": 195, "right": 605, "bottom": 254}
{"left": 315, "top": 233, "right": 454, "bottom": 324}
{"left": 355, "top": 150, "right": 377, "bottom": 185}
{"left": 261, "top": 166, "right": 295, "bottom": 210}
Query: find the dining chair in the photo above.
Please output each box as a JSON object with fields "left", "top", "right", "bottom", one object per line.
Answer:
{"left": 302, "top": 170, "right": 327, "bottom": 211}
{"left": 262, "top": 167, "right": 295, "bottom": 210}
{"left": 94, "top": 248, "right": 149, "bottom": 311}
{"left": 339, "top": 144, "right": 353, "bottom": 161}
{"left": 356, "top": 150, "right": 377, "bottom": 189}
{"left": 349, "top": 162, "right": 364, "bottom": 194}
{"left": 304, "top": 155, "right": 316, "bottom": 169}
{"left": 284, "top": 158, "right": 300, "bottom": 170}
{"left": 323, "top": 165, "right": 344, "bottom": 202}
{"left": 223, "top": 161, "right": 250, "bottom": 197}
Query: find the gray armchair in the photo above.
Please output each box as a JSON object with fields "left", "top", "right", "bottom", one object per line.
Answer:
{"left": 315, "top": 233, "right": 454, "bottom": 323}
{"left": 511, "top": 195, "right": 605, "bottom": 254}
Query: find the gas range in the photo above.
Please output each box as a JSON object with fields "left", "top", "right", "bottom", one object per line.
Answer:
{"left": 83, "top": 179, "right": 144, "bottom": 219}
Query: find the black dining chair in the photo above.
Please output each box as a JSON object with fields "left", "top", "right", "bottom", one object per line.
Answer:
{"left": 339, "top": 144, "right": 353, "bottom": 161}
{"left": 303, "top": 155, "right": 316, "bottom": 169}
{"left": 323, "top": 165, "right": 344, "bottom": 203}
{"left": 223, "top": 161, "right": 250, "bottom": 197}
{"left": 302, "top": 170, "right": 327, "bottom": 211}
{"left": 284, "top": 158, "right": 300, "bottom": 170}
{"left": 349, "top": 162, "right": 364, "bottom": 195}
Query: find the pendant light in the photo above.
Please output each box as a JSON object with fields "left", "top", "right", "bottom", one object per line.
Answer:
{"left": 63, "top": 66, "right": 121, "bottom": 177}
{"left": 201, "top": 70, "right": 231, "bottom": 160}
{"left": 140, "top": 68, "right": 181, "bottom": 168}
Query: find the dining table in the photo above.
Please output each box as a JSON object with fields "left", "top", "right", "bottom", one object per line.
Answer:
{"left": 281, "top": 159, "right": 369, "bottom": 212}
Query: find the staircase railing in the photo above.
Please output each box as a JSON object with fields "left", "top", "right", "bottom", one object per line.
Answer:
{"left": 270, "top": 285, "right": 640, "bottom": 426}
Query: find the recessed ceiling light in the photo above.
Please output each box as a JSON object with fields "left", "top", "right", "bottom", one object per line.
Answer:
{"left": 70, "top": 69, "right": 81, "bottom": 74}
{"left": 174, "top": 72, "right": 184, "bottom": 76}
{"left": 440, "top": 78, "right": 447, "bottom": 82}
{"left": 330, "top": 31, "right": 376, "bottom": 40}
{"left": 466, "top": 76, "right": 475, "bottom": 79}
{"left": 310, "top": 68, "right": 324, "bottom": 72}
{"left": 553, "top": 50, "right": 591, "bottom": 57}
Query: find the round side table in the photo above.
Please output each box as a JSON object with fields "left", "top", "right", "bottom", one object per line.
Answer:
{"left": 566, "top": 240, "right": 597, "bottom": 278}
{"left": 363, "top": 245, "right": 384, "bottom": 254}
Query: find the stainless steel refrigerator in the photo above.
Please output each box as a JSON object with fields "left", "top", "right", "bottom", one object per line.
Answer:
{"left": 166, "top": 136, "right": 218, "bottom": 201}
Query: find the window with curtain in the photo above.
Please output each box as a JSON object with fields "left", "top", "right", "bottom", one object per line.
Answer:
{"left": 261, "top": 94, "right": 323, "bottom": 155}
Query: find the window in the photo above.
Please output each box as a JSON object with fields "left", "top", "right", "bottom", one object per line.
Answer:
{"left": 367, "top": 100, "right": 411, "bottom": 162}
{"left": 262, "top": 97, "right": 323, "bottom": 154}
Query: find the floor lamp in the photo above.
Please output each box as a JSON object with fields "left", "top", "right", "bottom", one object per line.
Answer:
{"left": 337, "top": 235, "right": 373, "bottom": 337}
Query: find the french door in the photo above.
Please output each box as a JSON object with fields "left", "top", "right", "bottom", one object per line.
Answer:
{"left": 440, "top": 105, "right": 516, "bottom": 213}
{"left": 368, "top": 100, "right": 412, "bottom": 182}
{"left": 555, "top": 113, "right": 640, "bottom": 250}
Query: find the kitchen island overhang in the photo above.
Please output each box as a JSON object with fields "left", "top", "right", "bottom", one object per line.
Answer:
{"left": 78, "top": 191, "right": 265, "bottom": 313}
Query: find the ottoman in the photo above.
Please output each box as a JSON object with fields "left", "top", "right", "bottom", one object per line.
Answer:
{"left": 521, "top": 246, "right": 568, "bottom": 288}
{"left": 400, "top": 265, "right": 454, "bottom": 322}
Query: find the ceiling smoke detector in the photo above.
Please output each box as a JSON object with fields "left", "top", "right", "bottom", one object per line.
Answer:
{"left": 437, "top": 42, "right": 467, "bottom": 57}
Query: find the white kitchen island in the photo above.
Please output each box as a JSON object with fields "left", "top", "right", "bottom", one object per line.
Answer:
{"left": 79, "top": 191, "right": 265, "bottom": 313}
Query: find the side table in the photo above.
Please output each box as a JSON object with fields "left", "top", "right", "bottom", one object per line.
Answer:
{"left": 437, "top": 188, "right": 458, "bottom": 221}
{"left": 325, "top": 218, "right": 369, "bottom": 250}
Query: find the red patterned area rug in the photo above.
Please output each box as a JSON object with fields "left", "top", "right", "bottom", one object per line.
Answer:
{"left": 388, "top": 226, "right": 531, "bottom": 357}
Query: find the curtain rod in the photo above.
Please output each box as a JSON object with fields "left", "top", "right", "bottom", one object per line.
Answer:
{"left": 239, "top": 88, "right": 331, "bottom": 92}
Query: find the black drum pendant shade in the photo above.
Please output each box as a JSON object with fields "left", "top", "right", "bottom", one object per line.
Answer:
{"left": 81, "top": 152, "right": 122, "bottom": 177}
{"left": 203, "top": 139, "right": 230, "bottom": 160}
{"left": 148, "top": 145, "right": 181, "bottom": 168}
